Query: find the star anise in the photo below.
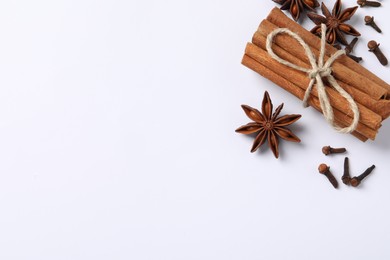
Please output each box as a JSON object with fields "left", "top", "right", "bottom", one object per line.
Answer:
{"left": 273, "top": 0, "right": 320, "bottom": 21}
{"left": 235, "top": 91, "right": 301, "bottom": 158}
{"left": 307, "top": 0, "right": 360, "bottom": 45}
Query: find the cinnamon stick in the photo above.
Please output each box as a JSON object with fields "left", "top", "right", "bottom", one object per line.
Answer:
{"left": 266, "top": 8, "right": 390, "bottom": 99}
{"left": 256, "top": 18, "right": 388, "bottom": 101}
{"left": 245, "top": 43, "right": 382, "bottom": 132}
{"left": 252, "top": 31, "right": 390, "bottom": 121}
{"left": 242, "top": 54, "right": 375, "bottom": 140}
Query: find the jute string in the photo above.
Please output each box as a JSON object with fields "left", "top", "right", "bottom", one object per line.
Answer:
{"left": 266, "top": 24, "right": 359, "bottom": 133}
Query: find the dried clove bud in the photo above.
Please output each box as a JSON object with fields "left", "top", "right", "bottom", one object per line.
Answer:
{"left": 365, "top": 16, "right": 382, "bottom": 33}
{"left": 350, "top": 165, "right": 376, "bottom": 187}
{"left": 357, "top": 0, "right": 381, "bottom": 7}
{"left": 336, "top": 38, "right": 362, "bottom": 63}
{"left": 342, "top": 157, "right": 351, "bottom": 185}
{"left": 322, "top": 146, "right": 346, "bottom": 155}
{"left": 318, "top": 164, "right": 338, "bottom": 189}
{"left": 345, "top": 38, "right": 359, "bottom": 55}
{"left": 368, "top": 41, "right": 388, "bottom": 66}
{"left": 347, "top": 54, "right": 363, "bottom": 63}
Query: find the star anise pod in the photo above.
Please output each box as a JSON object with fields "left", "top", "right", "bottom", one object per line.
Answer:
{"left": 307, "top": 0, "right": 360, "bottom": 45}
{"left": 273, "top": 0, "right": 320, "bottom": 21}
{"left": 235, "top": 91, "right": 301, "bottom": 158}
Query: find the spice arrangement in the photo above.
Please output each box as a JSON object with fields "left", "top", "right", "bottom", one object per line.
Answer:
{"left": 236, "top": 0, "right": 386, "bottom": 188}
{"left": 242, "top": 7, "right": 390, "bottom": 141}
{"left": 272, "top": 0, "right": 386, "bottom": 65}
{"left": 317, "top": 147, "right": 376, "bottom": 189}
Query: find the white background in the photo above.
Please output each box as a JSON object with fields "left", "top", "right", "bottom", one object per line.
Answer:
{"left": 0, "top": 0, "right": 389, "bottom": 259}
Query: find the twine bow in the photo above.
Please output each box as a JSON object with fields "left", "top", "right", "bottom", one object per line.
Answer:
{"left": 266, "top": 24, "right": 359, "bottom": 134}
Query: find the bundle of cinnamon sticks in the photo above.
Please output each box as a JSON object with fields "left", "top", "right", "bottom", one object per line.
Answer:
{"left": 242, "top": 7, "right": 390, "bottom": 141}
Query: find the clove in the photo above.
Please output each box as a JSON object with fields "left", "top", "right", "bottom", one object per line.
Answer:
{"left": 318, "top": 164, "right": 338, "bottom": 189}
{"left": 322, "top": 146, "right": 346, "bottom": 156}
{"left": 365, "top": 16, "right": 382, "bottom": 33}
{"left": 368, "top": 41, "right": 388, "bottom": 66}
{"left": 350, "top": 165, "right": 376, "bottom": 187}
{"left": 357, "top": 0, "right": 381, "bottom": 7}
{"left": 342, "top": 157, "right": 351, "bottom": 185}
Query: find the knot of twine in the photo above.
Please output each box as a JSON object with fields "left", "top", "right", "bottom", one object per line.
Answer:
{"left": 266, "top": 24, "right": 359, "bottom": 134}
